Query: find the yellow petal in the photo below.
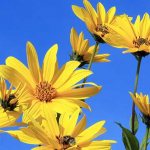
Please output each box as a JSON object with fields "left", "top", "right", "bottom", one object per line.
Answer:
{"left": 53, "top": 61, "right": 80, "bottom": 88}
{"left": 42, "top": 44, "right": 58, "bottom": 83}
{"left": 97, "top": 3, "right": 106, "bottom": 25}
{"left": 59, "top": 112, "right": 70, "bottom": 136}
{"left": 121, "top": 16, "right": 136, "bottom": 40}
{"left": 50, "top": 99, "right": 80, "bottom": 114}
{"left": 70, "top": 28, "right": 79, "bottom": 51}
{"left": 6, "top": 129, "right": 42, "bottom": 144}
{"left": 65, "top": 99, "right": 91, "bottom": 111}
{"left": 6, "top": 56, "right": 35, "bottom": 88}
{"left": 77, "top": 32, "right": 84, "bottom": 54}
{"left": 106, "top": 23, "right": 134, "bottom": 47}
{"left": 26, "top": 42, "right": 41, "bottom": 83}
{"left": 0, "top": 65, "right": 29, "bottom": 88}
{"left": 64, "top": 109, "right": 80, "bottom": 135}
{"left": 86, "top": 45, "right": 99, "bottom": 54}
{"left": 57, "top": 69, "right": 93, "bottom": 92}
{"left": 83, "top": 0, "right": 97, "bottom": 26}
{"left": 0, "top": 110, "right": 20, "bottom": 128}
{"left": 72, "top": 5, "right": 90, "bottom": 22}
{"left": 140, "top": 13, "right": 150, "bottom": 38}
{"left": 72, "top": 115, "right": 86, "bottom": 137}
{"left": 134, "top": 15, "right": 140, "bottom": 37}
{"left": 107, "top": 7, "right": 116, "bottom": 23}
{"left": 84, "top": 54, "right": 110, "bottom": 62}
{"left": 81, "top": 140, "right": 116, "bottom": 149}
{"left": 130, "top": 92, "right": 147, "bottom": 115}
{"left": 79, "top": 39, "right": 89, "bottom": 55}
{"left": 22, "top": 101, "right": 41, "bottom": 123}
{"left": 123, "top": 48, "right": 138, "bottom": 54}
{"left": 76, "top": 121, "right": 106, "bottom": 145}
{"left": 57, "top": 84, "right": 101, "bottom": 99}
{"left": 29, "top": 120, "right": 51, "bottom": 145}
{"left": 41, "top": 103, "right": 59, "bottom": 139}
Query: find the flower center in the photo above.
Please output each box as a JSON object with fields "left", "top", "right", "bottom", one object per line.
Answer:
{"left": 1, "top": 94, "right": 17, "bottom": 111}
{"left": 34, "top": 81, "right": 56, "bottom": 102}
{"left": 133, "top": 37, "right": 150, "bottom": 48}
{"left": 95, "top": 24, "right": 109, "bottom": 37}
{"left": 70, "top": 52, "right": 87, "bottom": 68}
{"left": 57, "top": 135, "right": 76, "bottom": 149}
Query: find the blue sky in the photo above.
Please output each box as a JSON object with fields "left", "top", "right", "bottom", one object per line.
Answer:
{"left": 0, "top": 0, "right": 150, "bottom": 149}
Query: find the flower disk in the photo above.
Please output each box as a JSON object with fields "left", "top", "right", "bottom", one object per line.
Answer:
{"left": 34, "top": 81, "right": 57, "bottom": 102}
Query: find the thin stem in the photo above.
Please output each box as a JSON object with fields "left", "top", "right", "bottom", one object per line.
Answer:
{"left": 81, "top": 41, "right": 99, "bottom": 87}
{"left": 143, "top": 126, "right": 149, "bottom": 150}
{"left": 131, "top": 56, "right": 142, "bottom": 135}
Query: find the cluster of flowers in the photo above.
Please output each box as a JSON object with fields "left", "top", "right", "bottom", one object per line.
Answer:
{"left": 1, "top": 0, "right": 150, "bottom": 149}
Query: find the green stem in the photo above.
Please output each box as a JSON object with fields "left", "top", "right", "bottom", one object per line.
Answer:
{"left": 81, "top": 41, "right": 99, "bottom": 87}
{"left": 131, "top": 56, "right": 142, "bottom": 135}
{"left": 143, "top": 126, "right": 149, "bottom": 150}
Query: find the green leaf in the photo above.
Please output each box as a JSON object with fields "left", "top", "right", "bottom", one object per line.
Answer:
{"left": 116, "top": 122, "right": 139, "bottom": 150}
{"left": 130, "top": 111, "right": 139, "bottom": 135}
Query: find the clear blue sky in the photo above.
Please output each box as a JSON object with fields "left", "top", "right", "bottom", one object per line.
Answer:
{"left": 0, "top": 0, "right": 150, "bottom": 149}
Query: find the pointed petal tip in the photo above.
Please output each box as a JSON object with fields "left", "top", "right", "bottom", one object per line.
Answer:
{"left": 143, "top": 12, "right": 149, "bottom": 17}
{"left": 101, "top": 120, "right": 106, "bottom": 124}
{"left": 26, "top": 41, "right": 33, "bottom": 47}
{"left": 72, "top": 5, "right": 79, "bottom": 11}
{"left": 70, "top": 60, "right": 81, "bottom": 67}
{"left": 71, "top": 27, "right": 75, "bottom": 31}
{"left": 52, "top": 43, "right": 58, "bottom": 51}
{"left": 88, "top": 105, "right": 92, "bottom": 111}
{"left": 98, "top": 85, "right": 102, "bottom": 91}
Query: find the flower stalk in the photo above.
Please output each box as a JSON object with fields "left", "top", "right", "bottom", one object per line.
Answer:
{"left": 143, "top": 125, "right": 149, "bottom": 150}
{"left": 82, "top": 41, "right": 99, "bottom": 87}
{"left": 131, "top": 56, "right": 142, "bottom": 135}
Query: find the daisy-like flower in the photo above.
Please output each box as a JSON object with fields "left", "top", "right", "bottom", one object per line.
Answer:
{"left": 0, "top": 78, "right": 27, "bottom": 128}
{"left": 106, "top": 13, "right": 150, "bottom": 57}
{"left": 70, "top": 28, "right": 110, "bottom": 67}
{"left": 0, "top": 42, "right": 101, "bottom": 117}
{"left": 72, "top": 0, "right": 117, "bottom": 43}
{"left": 130, "top": 92, "right": 150, "bottom": 126}
{"left": 130, "top": 92, "right": 150, "bottom": 117}
{"left": 6, "top": 109, "right": 116, "bottom": 150}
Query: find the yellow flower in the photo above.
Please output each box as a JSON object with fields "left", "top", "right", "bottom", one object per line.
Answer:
{"left": 70, "top": 28, "right": 110, "bottom": 67}
{"left": 0, "top": 78, "right": 26, "bottom": 128}
{"left": 0, "top": 42, "right": 101, "bottom": 117}
{"left": 130, "top": 92, "right": 150, "bottom": 116}
{"left": 6, "top": 109, "right": 116, "bottom": 150}
{"left": 72, "top": 0, "right": 116, "bottom": 43}
{"left": 106, "top": 13, "right": 150, "bottom": 56}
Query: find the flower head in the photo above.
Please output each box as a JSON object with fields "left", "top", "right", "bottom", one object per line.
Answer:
{"left": 0, "top": 42, "right": 101, "bottom": 117}
{"left": 72, "top": 0, "right": 116, "bottom": 43}
{"left": 106, "top": 13, "right": 150, "bottom": 57}
{"left": 0, "top": 78, "right": 26, "bottom": 128}
{"left": 6, "top": 109, "right": 116, "bottom": 150}
{"left": 70, "top": 28, "right": 110, "bottom": 67}
{"left": 130, "top": 92, "right": 150, "bottom": 116}
{"left": 130, "top": 92, "right": 150, "bottom": 126}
